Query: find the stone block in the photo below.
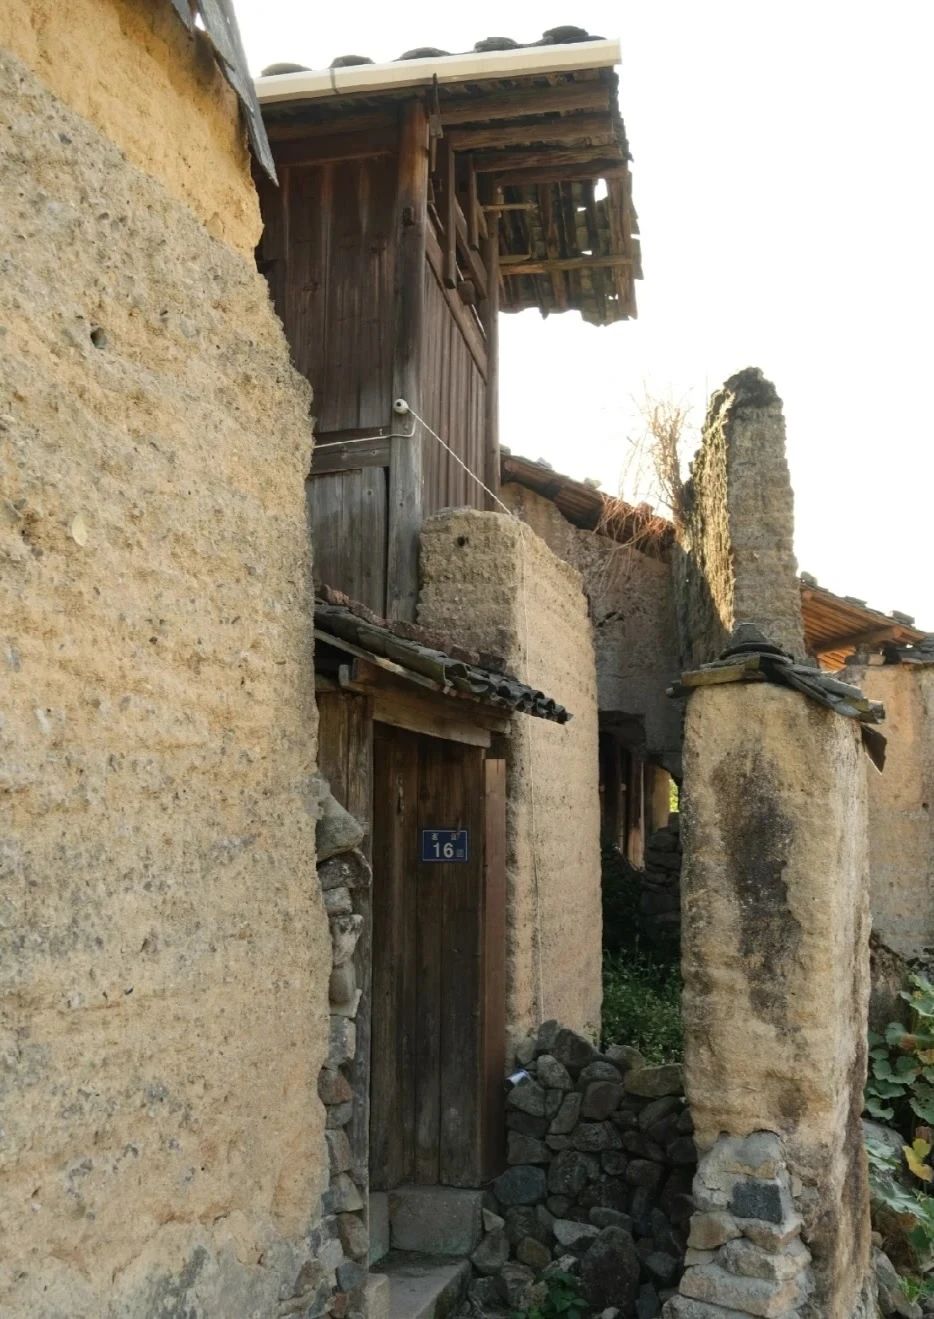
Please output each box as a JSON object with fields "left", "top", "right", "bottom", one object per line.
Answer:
{"left": 497, "top": 1261, "right": 537, "bottom": 1309}
{"left": 482, "top": 1207, "right": 505, "bottom": 1233}
{"left": 324, "top": 885, "right": 353, "bottom": 916}
{"left": 638, "top": 1096, "right": 682, "bottom": 1132}
{"left": 328, "top": 1017, "right": 357, "bottom": 1068}
{"left": 507, "top": 1110, "right": 549, "bottom": 1137}
{"left": 329, "top": 963, "right": 357, "bottom": 1006}
{"left": 553, "top": 1219, "right": 600, "bottom": 1251}
{"left": 662, "top": 1298, "right": 751, "bottom": 1319}
{"left": 507, "top": 1079, "right": 547, "bottom": 1117}
{"left": 317, "top": 788, "right": 365, "bottom": 861}
{"left": 330, "top": 914, "right": 364, "bottom": 967}
{"left": 734, "top": 1214, "right": 803, "bottom": 1252}
{"left": 537, "top": 1054, "right": 573, "bottom": 1091}
{"left": 606, "top": 1045, "right": 645, "bottom": 1074}
{"left": 319, "top": 1067, "right": 353, "bottom": 1106}
{"left": 331, "top": 1173, "right": 364, "bottom": 1214}
{"left": 362, "top": 1271, "right": 390, "bottom": 1319}
{"left": 507, "top": 1132, "right": 549, "bottom": 1165}
{"left": 580, "top": 1226, "right": 641, "bottom": 1312}
{"left": 493, "top": 1164, "right": 547, "bottom": 1207}
{"left": 368, "top": 1193, "right": 389, "bottom": 1266}
{"left": 686, "top": 1212, "right": 740, "bottom": 1251}
{"left": 581, "top": 1082, "right": 624, "bottom": 1120}
{"left": 571, "top": 1122, "right": 622, "bottom": 1152}
{"left": 551, "top": 1028, "right": 598, "bottom": 1073}
{"left": 504, "top": 1205, "right": 550, "bottom": 1246}
{"left": 727, "top": 1178, "right": 792, "bottom": 1225}
{"left": 579, "top": 1061, "right": 624, "bottom": 1085}
{"left": 624, "top": 1065, "right": 684, "bottom": 1098}
{"left": 680, "top": 1263, "right": 804, "bottom": 1317}
{"left": 549, "top": 1091, "right": 582, "bottom": 1134}
{"left": 326, "top": 1128, "right": 353, "bottom": 1174}
{"left": 517, "top": 1236, "right": 552, "bottom": 1271}
{"left": 471, "top": 1227, "right": 509, "bottom": 1275}
{"left": 548, "top": 1149, "right": 599, "bottom": 1197}
{"left": 389, "top": 1185, "right": 483, "bottom": 1255}
{"left": 719, "top": 1236, "right": 810, "bottom": 1280}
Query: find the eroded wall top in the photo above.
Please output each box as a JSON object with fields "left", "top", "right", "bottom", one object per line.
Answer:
{"left": 678, "top": 368, "right": 805, "bottom": 667}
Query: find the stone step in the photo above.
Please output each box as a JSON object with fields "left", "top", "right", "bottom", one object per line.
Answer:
{"left": 381, "top": 1251, "right": 471, "bottom": 1319}
{"left": 388, "top": 1185, "right": 484, "bottom": 1256}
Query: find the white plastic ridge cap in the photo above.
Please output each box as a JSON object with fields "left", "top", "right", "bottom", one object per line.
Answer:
{"left": 255, "top": 39, "right": 622, "bottom": 105}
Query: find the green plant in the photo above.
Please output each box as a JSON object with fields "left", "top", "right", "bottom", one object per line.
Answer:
{"left": 602, "top": 950, "right": 682, "bottom": 1062}
{"left": 866, "top": 1133, "right": 934, "bottom": 1264}
{"left": 866, "top": 972, "right": 934, "bottom": 1127}
{"left": 511, "top": 1270, "right": 588, "bottom": 1319}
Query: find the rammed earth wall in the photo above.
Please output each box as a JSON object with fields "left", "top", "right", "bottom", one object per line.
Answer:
{"left": 0, "top": 10, "right": 329, "bottom": 1313}
{"left": 419, "top": 510, "right": 603, "bottom": 1045}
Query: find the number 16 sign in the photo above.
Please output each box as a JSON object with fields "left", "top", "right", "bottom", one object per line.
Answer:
{"left": 421, "top": 829, "right": 469, "bottom": 863}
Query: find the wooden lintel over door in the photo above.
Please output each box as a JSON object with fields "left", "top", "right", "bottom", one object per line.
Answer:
{"left": 370, "top": 723, "right": 506, "bottom": 1189}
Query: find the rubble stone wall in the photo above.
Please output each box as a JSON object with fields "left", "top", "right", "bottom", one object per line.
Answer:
{"left": 419, "top": 510, "right": 603, "bottom": 1044}
{"left": 677, "top": 369, "right": 805, "bottom": 668}
{"left": 675, "top": 683, "right": 872, "bottom": 1317}
{"left": 503, "top": 483, "right": 682, "bottom": 770}
{"left": 843, "top": 662, "right": 934, "bottom": 959}
{"left": 0, "top": 35, "right": 327, "bottom": 1319}
{"left": 463, "top": 1024, "right": 694, "bottom": 1318}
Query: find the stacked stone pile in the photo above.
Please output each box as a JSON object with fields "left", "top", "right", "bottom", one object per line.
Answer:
{"left": 664, "top": 1134, "right": 815, "bottom": 1318}
{"left": 462, "top": 1023, "right": 696, "bottom": 1317}
{"left": 307, "top": 784, "right": 374, "bottom": 1319}
{"left": 639, "top": 816, "right": 682, "bottom": 947}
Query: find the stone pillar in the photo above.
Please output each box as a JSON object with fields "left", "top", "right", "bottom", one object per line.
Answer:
{"left": 666, "top": 683, "right": 873, "bottom": 1318}
{"left": 842, "top": 659, "right": 934, "bottom": 958}
{"left": 677, "top": 369, "right": 805, "bottom": 668}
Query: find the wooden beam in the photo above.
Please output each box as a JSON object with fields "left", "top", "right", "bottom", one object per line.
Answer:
{"left": 476, "top": 145, "right": 624, "bottom": 174}
{"left": 388, "top": 99, "right": 429, "bottom": 622}
{"left": 500, "top": 254, "right": 634, "bottom": 276}
{"left": 312, "top": 435, "right": 391, "bottom": 474}
{"left": 490, "top": 161, "right": 628, "bottom": 187}
{"left": 447, "top": 114, "right": 615, "bottom": 153}
{"left": 371, "top": 687, "right": 493, "bottom": 747}
{"left": 271, "top": 125, "right": 398, "bottom": 167}
{"left": 440, "top": 82, "right": 611, "bottom": 125}
{"left": 813, "top": 625, "right": 899, "bottom": 654}
{"left": 480, "top": 187, "right": 500, "bottom": 510}
{"left": 440, "top": 138, "right": 458, "bottom": 289}
{"left": 425, "top": 226, "right": 488, "bottom": 379}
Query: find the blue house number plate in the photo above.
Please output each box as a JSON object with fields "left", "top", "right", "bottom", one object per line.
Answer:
{"left": 421, "top": 829, "right": 469, "bottom": 863}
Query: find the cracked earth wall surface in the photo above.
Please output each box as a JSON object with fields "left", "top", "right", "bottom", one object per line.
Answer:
{"left": 0, "top": 29, "right": 328, "bottom": 1319}
{"left": 419, "top": 510, "right": 603, "bottom": 1047}
{"left": 503, "top": 482, "right": 682, "bottom": 769}
{"left": 681, "top": 683, "right": 872, "bottom": 1315}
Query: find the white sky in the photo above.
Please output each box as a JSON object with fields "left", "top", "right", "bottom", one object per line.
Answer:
{"left": 237, "top": 1, "right": 934, "bottom": 627}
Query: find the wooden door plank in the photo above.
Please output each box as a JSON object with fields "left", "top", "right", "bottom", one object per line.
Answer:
{"left": 480, "top": 755, "right": 507, "bottom": 1182}
{"left": 414, "top": 736, "right": 445, "bottom": 1184}
{"left": 387, "top": 99, "right": 429, "bottom": 621}
{"left": 437, "top": 741, "right": 486, "bottom": 1186}
{"left": 370, "top": 725, "right": 419, "bottom": 1188}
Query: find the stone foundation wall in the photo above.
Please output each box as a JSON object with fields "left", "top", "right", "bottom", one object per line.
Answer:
{"left": 0, "top": 32, "right": 327, "bottom": 1318}
{"left": 460, "top": 1024, "right": 694, "bottom": 1317}
{"left": 419, "top": 510, "right": 603, "bottom": 1042}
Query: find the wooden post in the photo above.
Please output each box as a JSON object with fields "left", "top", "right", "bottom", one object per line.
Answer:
{"left": 388, "top": 98, "right": 429, "bottom": 621}
{"left": 480, "top": 190, "right": 500, "bottom": 509}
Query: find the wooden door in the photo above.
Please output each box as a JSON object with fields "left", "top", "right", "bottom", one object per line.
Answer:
{"left": 370, "top": 725, "right": 505, "bottom": 1189}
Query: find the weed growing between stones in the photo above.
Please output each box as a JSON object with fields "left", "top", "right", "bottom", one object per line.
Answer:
{"left": 509, "top": 1269, "right": 587, "bottom": 1319}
